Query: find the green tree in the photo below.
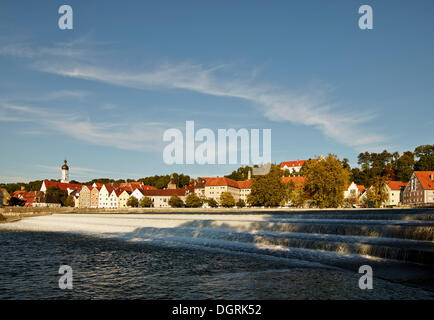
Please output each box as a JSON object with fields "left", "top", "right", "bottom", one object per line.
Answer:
{"left": 185, "top": 193, "right": 202, "bottom": 208}
{"left": 206, "top": 198, "right": 218, "bottom": 208}
{"left": 139, "top": 196, "right": 153, "bottom": 207}
{"left": 395, "top": 151, "right": 415, "bottom": 182}
{"left": 304, "top": 154, "right": 349, "bottom": 208}
{"left": 64, "top": 195, "right": 75, "bottom": 207}
{"left": 288, "top": 184, "right": 307, "bottom": 207}
{"left": 220, "top": 192, "right": 235, "bottom": 207}
{"left": 127, "top": 196, "right": 139, "bottom": 208}
{"left": 225, "top": 166, "right": 253, "bottom": 181}
{"left": 414, "top": 145, "right": 434, "bottom": 171}
{"left": 247, "top": 165, "right": 286, "bottom": 207}
{"left": 236, "top": 199, "right": 246, "bottom": 208}
{"left": 168, "top": 195, "right": 184, "bottom": 207}
{"left": 45, "top": 187, "right": 68, "bottom": 206}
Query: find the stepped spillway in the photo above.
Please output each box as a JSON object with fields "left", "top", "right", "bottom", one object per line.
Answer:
{"left": 1, "top": 209, "right": 433, "bottom": 286}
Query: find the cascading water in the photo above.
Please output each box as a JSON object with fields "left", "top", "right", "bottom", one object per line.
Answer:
{"left": 1, "top": 209, "right": 433, "bottom": 282}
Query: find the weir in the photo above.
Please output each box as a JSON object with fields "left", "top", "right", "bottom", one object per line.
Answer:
{"left": 1, "top": 209, "right": 433, "bottom": 276}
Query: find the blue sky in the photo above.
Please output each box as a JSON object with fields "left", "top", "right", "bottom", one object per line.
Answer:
{"left": 0, "top": 0, "right": 433, "bottom": 182}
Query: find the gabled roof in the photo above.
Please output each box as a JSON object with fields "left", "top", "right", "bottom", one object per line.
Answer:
{"left": 202, "top": 177, "right": 240, "bottom": 188}
{"left": 81, "top": 185, "right": 93, "bottom": 191}
{"left": 43, "top": 180, "right": 82, "bottom": 191}
{"left": 386, "top": 181, "right": 407, "bottom": 191}
{"left": 414, "top": 171, "right": 434, "bottom": 190}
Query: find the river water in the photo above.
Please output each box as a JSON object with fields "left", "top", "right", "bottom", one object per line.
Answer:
{"left": 0, "top": 209, "right": 433, "bottom": 299}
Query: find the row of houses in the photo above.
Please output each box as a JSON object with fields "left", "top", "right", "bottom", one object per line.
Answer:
{"left": 2, "top": 159, "right": 433, "bottom": 208}
{"left": 341, "top": 172, "right": 434, "bottom": 207}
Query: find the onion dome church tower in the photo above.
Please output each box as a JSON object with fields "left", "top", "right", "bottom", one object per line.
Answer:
{"left": 61, "top": 160, "right": 70, "bottom": 183}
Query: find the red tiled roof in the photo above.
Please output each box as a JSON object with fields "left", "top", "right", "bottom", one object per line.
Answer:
{"left": 140, "top": 185, "right": 156, "bottom": 190}
{"left": 43, "top": 180, "right": 82, "bottom": 191}
{"left": 357, "top": 185, "right": 366, "bottom": 193}
{"left": 92, "top": 182, "right": 104, "bottom": 188}
{"left": 202, "top": 177, "right": 240, "bottom": 188}
{"left": 414, "top": 171, "right": 434, "bottom": 190}
{"left": 386, "top": 181, "right": 407, "bottom": 191}
{"left": 281, "top": 159, "right": 317, "bottom": 168}
{"left": 237, "top": 180, "right": 251, "bottom": 189}
{"left": 282, "top": 176, "right": 306, "bottom": 185}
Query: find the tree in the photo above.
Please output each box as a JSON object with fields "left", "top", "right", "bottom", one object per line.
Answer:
{"left": 168, "top": 195, "right": 184, "bottom": 207}
{"left": 247, "top": 165, "right": 286, "bottom": 207}
{"left": 185, "top": 193, "right": 202, "bottom": 208}
{"left": 139, "top": 196, "right": 153, "bottom": 207}
{"left": 225, "top": 166, "right": 252, "bottom": 181}
{"left": 127, "top": 196, "right": 139, "bottom": 208}
{"left": 288, "top": 184, "right": 307, "bottom": 207}
{"left": 363, "top": 176, "right": 389, "bottom": 208}
{"left": 304, "top": 154, "right": 349, "bottom": 208}
{"left": 395, "top": 151, "right": 415, "bottom": 182}
{"left": 414, "top": 145, "right": 434, "bottom": 171}
{"left": 45, "top": 187, "right": 68, "bottom": 206}
{"left": 220, "top": 192, "right": 235, "bottom": 207}
{"left": 236, "top": 199, "right": 246, "bottom": 208}
{"left": 206, "top": 198, "right": 218, "bottom": 208}
{"left": 64, "top": 195, "right": 75, "bottom": 207}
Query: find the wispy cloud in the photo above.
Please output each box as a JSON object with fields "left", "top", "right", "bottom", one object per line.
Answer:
{"left": 0, "top": 103, "right": 166, "bottom": 151}
{"left": 34, "top": 61, "right": 386, "bottom": 150}
{"left": 1, "top": 37, "right": 387, "bottom": 150}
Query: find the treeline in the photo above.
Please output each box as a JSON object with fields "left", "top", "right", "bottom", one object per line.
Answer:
{"left": 350, "top": 144, "right": 433, "bottom": 186}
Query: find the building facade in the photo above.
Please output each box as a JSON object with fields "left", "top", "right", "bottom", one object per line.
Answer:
{"left": 403, "top": 171, "right": 434, "bottom": 206}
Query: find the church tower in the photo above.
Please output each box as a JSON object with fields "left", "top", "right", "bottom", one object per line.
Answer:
{"left": 167, "top": 173, "right": 177, "bottom": 189}
{"left": 61, "top": 160, "right": 69, "bottom": 183}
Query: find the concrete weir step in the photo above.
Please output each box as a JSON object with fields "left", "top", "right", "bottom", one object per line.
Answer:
{"left": 179, "top": 219, "right": 434, "bottom": 241}
{"left": 129, "top": 226, "right": 434, "bottom": 265}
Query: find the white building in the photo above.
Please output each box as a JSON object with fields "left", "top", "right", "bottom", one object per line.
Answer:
{"left": 344, "top": 182, "right": 366, "bottom": 200}
{"left": 98, "top": 185, "right": 115, "bottom": 208}
{"left": 384, "top": 181, "right": 407, "bottom": 207}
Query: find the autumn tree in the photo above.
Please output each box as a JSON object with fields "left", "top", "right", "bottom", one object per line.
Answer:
{"left": 139, "top": 196, "right": 153, "bottom": 207}
{"left": 127, "top": 196, "right": 139, "bottom": 208}
{"left": 363, "top": 176, "right": 389, "bottom": 208}
{"left": 236, "top": 199, "right": 246, "bottom": 208}
{"left": 64, "top": 194, "right": 76, "bottom": 207}
{"left": 206, "top": 198, "right": 218, "bottom": 208}
{"left": 247, "top": 165, "right": 286, "bottom": 207}
{"left": 185, "top": 193, "right": 202, "bottom": 208}
{"left": 220, "top": 192, "right": 235, "bottom": 207}
{"left": 288, "top": 184, "right": 307, "bottom": 207}
{"left": 303, "top": 154, "right": 349, "bottom": 208}
{"left": 168, "top": 195, "right": 184, "bottom": 208}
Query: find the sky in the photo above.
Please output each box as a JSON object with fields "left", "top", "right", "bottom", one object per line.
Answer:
{"left": 0, "top": 0, "right": 433, "bottom": 183}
